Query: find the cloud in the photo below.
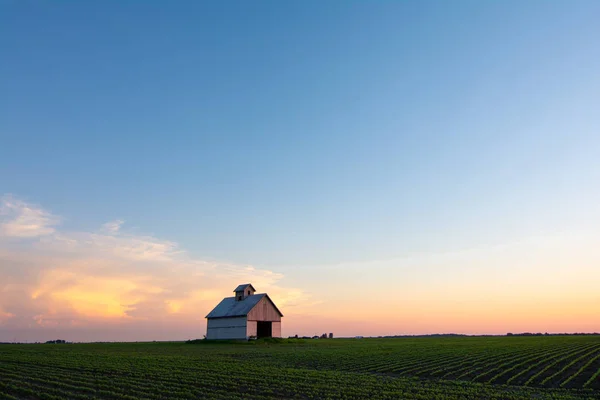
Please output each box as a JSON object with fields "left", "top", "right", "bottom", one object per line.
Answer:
{"left": 0, "top": 195, "right": 308, "bottom": 342}
{"left": 0, "top": 194, "right": 59, "bottom": 237}
{"left": 101, "top": 219, "right": 124, "bottom": 234}
{"left": 0, "top": 310, "right": 15, "bottom": 322}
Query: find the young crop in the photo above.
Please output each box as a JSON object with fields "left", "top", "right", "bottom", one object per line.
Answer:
{"left": 561, "top": 353, "right": 600, "bottom": 388}
{"left": 584, "top": 365, "right": 600, "bottom": 389}
{"left": 540, "top": 345, "right": 600, "bottom": 387}
{"left": 1, "top": 335, "right": 599, "bottom": 399}
{"left": 524, "top": 343, "right": 599, "bottom": 386}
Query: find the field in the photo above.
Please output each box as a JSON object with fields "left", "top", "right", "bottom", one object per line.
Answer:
{"left": 1, "top": 335, "right": 600, "bottom": 399}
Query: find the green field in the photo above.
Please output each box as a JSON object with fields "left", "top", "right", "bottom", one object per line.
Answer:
{"left": 1, "top": 335, "right": 600, "bottom": 399}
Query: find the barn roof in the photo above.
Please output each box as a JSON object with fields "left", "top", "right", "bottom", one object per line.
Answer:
{"left": 233, "top": 283, "right": 255, "bottom": 292}
{"left": 205, "top": 293, "right": 283, "bottom": 319}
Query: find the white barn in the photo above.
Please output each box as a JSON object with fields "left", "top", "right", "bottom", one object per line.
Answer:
{"left": 205, "top": 284, "right": 283, "bottom": 340}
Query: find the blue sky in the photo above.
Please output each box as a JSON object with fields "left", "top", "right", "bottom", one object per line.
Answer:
{"left": 1, "top": 1, "right": 600, "bottom": 339}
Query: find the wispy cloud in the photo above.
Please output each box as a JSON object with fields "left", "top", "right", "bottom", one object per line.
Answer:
{"left": 0, "top": 310, "right": 15, "bottom": 322}
{"left": 4, "top": 195, "right": 596, "bottom": 341}
{"left": 0, "top": 195, "right": 309, "bottom": 342}
{"left": 101, "top": 219, "right": 124, "bottom": 234}
{"left": 0, "top": 194, "right": 59, "bottom": 237}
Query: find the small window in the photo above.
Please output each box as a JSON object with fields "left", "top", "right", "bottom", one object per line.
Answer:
{"left": 237, "top": 296, "right": 242, "bottom": 301}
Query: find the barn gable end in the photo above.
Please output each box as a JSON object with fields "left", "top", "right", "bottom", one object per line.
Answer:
{"left": 247, "top": 295, "right": 282, "bottom": 322}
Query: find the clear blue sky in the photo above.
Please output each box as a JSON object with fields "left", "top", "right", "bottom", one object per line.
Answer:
{"left": 2, "top": 0, "right": 599, "bottom": 283}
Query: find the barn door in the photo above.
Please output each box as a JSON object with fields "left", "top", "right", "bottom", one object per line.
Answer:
{"left": 256, "top": 321, "right": 272, "bottom": 339}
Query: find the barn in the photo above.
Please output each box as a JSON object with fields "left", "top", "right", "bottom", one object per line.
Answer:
{"left": 205, "top": 284, "right": 283, "bottom": 340}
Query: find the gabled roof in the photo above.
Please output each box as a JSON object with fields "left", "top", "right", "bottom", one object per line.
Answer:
{"left": 205, "top": 293, "right": 284, "bottom": 319}
{"left": 233, "top": 283, "right": 255, "bottom": 292}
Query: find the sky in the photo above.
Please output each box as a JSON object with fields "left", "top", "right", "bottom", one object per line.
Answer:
{"left": 1, "top": 1, "right": 600, "bottom": 342}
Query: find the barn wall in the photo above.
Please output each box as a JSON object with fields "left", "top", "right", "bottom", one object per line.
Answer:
{"left": 206, "top": 317, "right": 247, "bottom": 340}
{"left": 246, "top": 321, "right": 257, "bottom": 337}
{"left": 272, "top": 322, "right": 281, "bottom": 338}
{"left": 247, "top": 297, "right": 281, "bottom": 322}
{"left": 207, "top": 317, "right": 246, "bottom": 328}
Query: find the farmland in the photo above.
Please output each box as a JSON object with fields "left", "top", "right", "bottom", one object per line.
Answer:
{"left": 1, "top": 335, "right": 599, "bottom": 399}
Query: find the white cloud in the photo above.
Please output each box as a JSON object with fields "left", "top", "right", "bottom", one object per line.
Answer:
{"left": 0, "top": 194, "right": 309, "bottom": 341}
{"left": 101, "top": 219, "right": 124, "bottom": 234}
{"left": 0, "top": 194, "right": 58, "bottom": 237}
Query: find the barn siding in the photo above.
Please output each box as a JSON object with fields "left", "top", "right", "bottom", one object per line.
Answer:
{"left": 207, "top": 317, "right": 246, "bottom": 328}
{"left": 206, "top": 317, "right": 247, "bottom": 340}
{"left": 247, "top": 296, "right": 281, "bottom": 322}
{"left": 246, "top": 320, "right": 257, "bottom": 337}
{"left": 272, "top": 322, "right": 281, "bottom": 338}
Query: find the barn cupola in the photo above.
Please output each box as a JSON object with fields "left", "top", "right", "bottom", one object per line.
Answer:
{"left": 234, "top": 284, "right": 256, "bottom": 301}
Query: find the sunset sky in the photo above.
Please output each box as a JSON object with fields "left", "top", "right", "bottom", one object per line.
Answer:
{"left": 1, "top": 1, "right": 600, "bottom": 342}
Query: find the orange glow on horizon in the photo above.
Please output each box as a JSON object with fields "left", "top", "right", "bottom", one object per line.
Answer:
{"left": 15, "top": 271, "right": 600, "bottom": 336}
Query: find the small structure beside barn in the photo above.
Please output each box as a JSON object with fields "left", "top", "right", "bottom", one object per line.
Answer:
{"left": 205, "top": 284, "right": 283, "bottom": 340}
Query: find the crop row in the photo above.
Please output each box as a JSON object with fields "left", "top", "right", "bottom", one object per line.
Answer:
{"left": 1, "top": 336, "right": 599, "bottom": 399}
{"left": 246, "top": 340, "right": 600, "bottom": 389}
{"left": 0, "top": 357, "right": 594, "bottom": 400}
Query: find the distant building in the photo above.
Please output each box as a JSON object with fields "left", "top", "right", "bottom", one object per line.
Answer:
{"left": 205, "top": 284, "right": 283, "bottom": 340}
